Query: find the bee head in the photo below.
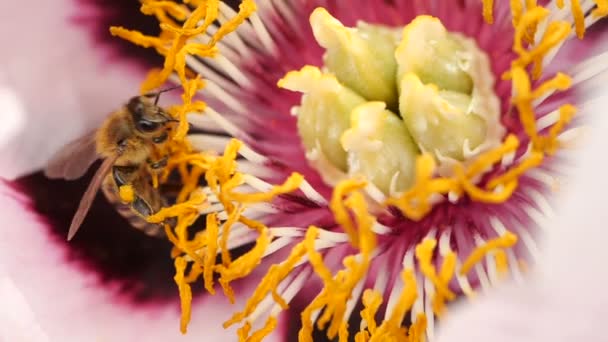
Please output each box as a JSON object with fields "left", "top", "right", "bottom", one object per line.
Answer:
{"left": 127, "top": 95, "right": 178, "bottom": 134}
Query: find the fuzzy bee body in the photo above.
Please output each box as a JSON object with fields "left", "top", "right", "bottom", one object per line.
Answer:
{"left": 45, "top": 89, "right": 179, "bottom": 240}
{"left": 101, "top": 166, "right": 165, "bottom": 238}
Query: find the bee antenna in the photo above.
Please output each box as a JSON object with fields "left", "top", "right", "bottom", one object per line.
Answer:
{"left": 144, "top": 84, "right": 182, "bottom": 105}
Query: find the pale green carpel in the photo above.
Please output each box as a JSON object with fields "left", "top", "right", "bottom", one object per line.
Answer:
{"left": 395, "top": 16, "right": 504, "bottom": 163}
{"left": 278, "top": 66, "right": 366, "bottom": 172}
{"left": 396, "top": 16, "right": 474, "bottom": 94}
{"left": 399, "top": 74, "right": 487, "bottom": 161}
{"left": 310, "top": 7, "right": 400, "bottom": 111}
{"left": 341, "top": 102, "right": 419, "bottom": 194}
{"left": 280, "top": 10, "right": 505, "bottom": 195}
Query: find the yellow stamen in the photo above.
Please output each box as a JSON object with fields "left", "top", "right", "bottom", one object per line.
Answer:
{"left": 227, "top": 173, "right": 304, "bottom": 203}
{"left": 216, "top": 221, "right": 271, "bottom": 303}
{"left": 460, "top": 232, "right": 518, "bottom": 275}
{"left": 415, "top": 239, "right": 455, "bottom": 301}
{"left": 146, "top": 189, "right": 207, "bottom": 223}
{"left": 570, "top": 0, "right": 585, "bottom": 38}
{"left": 203, "top": 213, "right": 219, "bottom": 294}
{"left": 247, "top": 316, "right": 278, "bottom": 342}
{"left": 494, "top": 249, "right": 510, "bottom": 276}
{"left": 141, "top": 1, "right": 189, "bottom": 21}
{"left": 330, "top": 178, "right": 368, "bottom": 247}
{"left": 297, "top": 185, "right": 377, "bottom": 341}
{"left": 224, "top": 229, "right": 310, "bottom": 329}
{"left": 220, "top": 205, "right": 244, "bottom": 268}
{"left": 593, "top": 0, "right": 608, "bottom": 17}
{"left": 359, "top": 289, "right": 383, "bottom": 335}
{"left": 482, "top": 0, "right": 494, "bottom": 23}
{"left": 174, "top": 257, "right": 192, "bottom": 334}
{"left": 369, "top": 270, "right": 419, "bottom": 341}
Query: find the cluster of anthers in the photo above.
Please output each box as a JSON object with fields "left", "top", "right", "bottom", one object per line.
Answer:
{"left": 110, "top": 0, "right": 607, "bottom": 341}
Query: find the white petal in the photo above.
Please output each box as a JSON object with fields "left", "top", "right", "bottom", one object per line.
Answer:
{"left": 437, "top": 85, "right": 608, "bottom": 341}
{"left": 0, "top": 1, "right": 144, "bottom": 179}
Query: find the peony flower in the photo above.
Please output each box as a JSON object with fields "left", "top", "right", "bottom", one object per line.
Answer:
{"left": 2, "top": 1, "right": 608, "bottom": 342}
{"left": 0, "top": 0, "right": 281, "bottom": 341}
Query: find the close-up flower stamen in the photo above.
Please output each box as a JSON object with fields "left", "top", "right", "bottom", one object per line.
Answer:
{"left": 3, "top": 0, "right": 608, "bottom": 341}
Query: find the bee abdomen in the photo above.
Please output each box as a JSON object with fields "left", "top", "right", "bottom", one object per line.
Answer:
{"left": 101, "top": 179, "right": 165, "bottom": 237}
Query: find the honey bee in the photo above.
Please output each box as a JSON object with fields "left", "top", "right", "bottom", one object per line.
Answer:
{"left": 45, "top": 86, "right": 180, "bottom": 241}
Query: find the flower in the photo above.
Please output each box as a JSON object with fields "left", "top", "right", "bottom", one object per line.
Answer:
{"left": 0, "top": 0, "right": 282, "bottom": 341}
{"left": 105, "top": 0, "right": 608, "bottom": 340}
{"left": 4, "top": 1, "right": 608, "bottom": 342}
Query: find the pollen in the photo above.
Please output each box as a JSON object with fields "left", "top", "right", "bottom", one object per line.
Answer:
{"left": 118, "top": 185, "right": 135, "bottom": 203}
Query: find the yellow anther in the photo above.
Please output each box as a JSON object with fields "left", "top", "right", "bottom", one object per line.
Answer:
{"left": 213, "top": 0, "right": 257, "bottom": 44}
{"left": 465, "top": 135, "right": 520, "bottom": 177}
{"left": 141, "top": 1, "right": 190, "bottom": 21}
{"left": 510, "top": 0, "right": 524, "bottom": 28}
{"left": 407, "top": 314, "right": 427, "bottom": 342}
{"left": 118, "top": 185, "right": 135, "bottom": 203}
{"left": 593, "top": 0, "right": 608, "bottom": 17}
{"left": 109, "top": 27, "right": 168, "bottom": 55}
{"left": 217, "top": 223, "right": 271, "bottom": 303}
{"left": 330, "top": 178, "right": 368, "bottom": 247}
{"left": 297, "top": 183, "right": 377, "bottom": 341}
{"left": 146, "top": 189, "right": 207, "bottom": 223}
{"left": 460, "top": 232, "right": 518, "bottom": 275}
{"left": 370, "top": 270, "right": 418, "bottom": 341}
{"left": 237, "top": 322, "right": 252, "bottom": 342}
{"left": 220, "top": 206, "right": 244, "bottom": 267}
{"left": 386, "top": 154, "right": 459, "bottom": 221}
{"left": 360, "top": 289, "right": 383, "bottom": 335}
{"left": 241, "top": 317, "right": 278, "bottom": 342}
{"left": 227, "top": 173, "right": 304, "bottom": 203}
{"left": 529, "top": 21, "right": 572, "bottom": 79}
{"left": 570, "top": 0, "right": 585, "bottom": 38}
{"left": 174, "top": 257, "right": 192, "bottom": 334}
{"left": 487, "top": 151, "right": 544, "bottom": 189}
{"left": 494, "top": 249, "right": 510, "bottom": 276}
{"left": 482, "top": 0, "right": 494, "bottom": 23}
{"left": 203, "top": 213, "right": 219, "bottom": 294}
{"left": 415, "top": 239, "right": 456, "bottom": 301}
{"left": 224, "top": 230, "right": 310, "bottom": 329}
{"left": 184, "top": 262, "right": 203, "bottom": 283}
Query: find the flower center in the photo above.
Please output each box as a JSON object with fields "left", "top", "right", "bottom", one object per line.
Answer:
{"left": 279, "top": 9, "right": 505, "bottom": 196}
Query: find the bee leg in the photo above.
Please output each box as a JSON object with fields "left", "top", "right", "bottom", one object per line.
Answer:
{"left": 112, "top": 165, "right": 139, "bottom": 187}
{"left": 129, "top": 194, "right": 167, "bottom": 237}
{"left": 147, "top": 156, "right": 168, "bottom": 170}
{"left": 152, "top": 132, "right": 168, "bottom": 144}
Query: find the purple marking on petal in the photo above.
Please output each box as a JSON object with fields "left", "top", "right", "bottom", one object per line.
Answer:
{"left": 10, "top": 165, "right": 257, "bottom": 309}
{"left": 11, "top": 166, "right": 199, "bottom": 305}
{"left": 68, "top": 0, "right": 163, "bottom": 69}
{"left": 68, "top": 0, "right": 244, "bottom": 71}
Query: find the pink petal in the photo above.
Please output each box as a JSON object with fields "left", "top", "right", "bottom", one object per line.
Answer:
{"left": 437, "top": 96, "right": 608, "bottom": 341}
{"left": 0, "top": 182, "right": 284, "bottom": 341}
{"left": 0, "top": 0, "right": 144, "bottom": 179}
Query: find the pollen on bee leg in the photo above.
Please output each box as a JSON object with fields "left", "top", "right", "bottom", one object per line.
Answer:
{"left": 118, "top": 185, "right": 135, "bottom": 203}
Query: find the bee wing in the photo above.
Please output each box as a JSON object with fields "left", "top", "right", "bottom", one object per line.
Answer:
{"left": 66, "top": 155, "right": 117, "bottom": 241}
{"left": 45, "top": 131, "right": 100, "bottom": 180}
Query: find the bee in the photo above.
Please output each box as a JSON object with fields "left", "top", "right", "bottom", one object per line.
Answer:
{"left": 45, "top": 86, "right": 181, "bottom": 241}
